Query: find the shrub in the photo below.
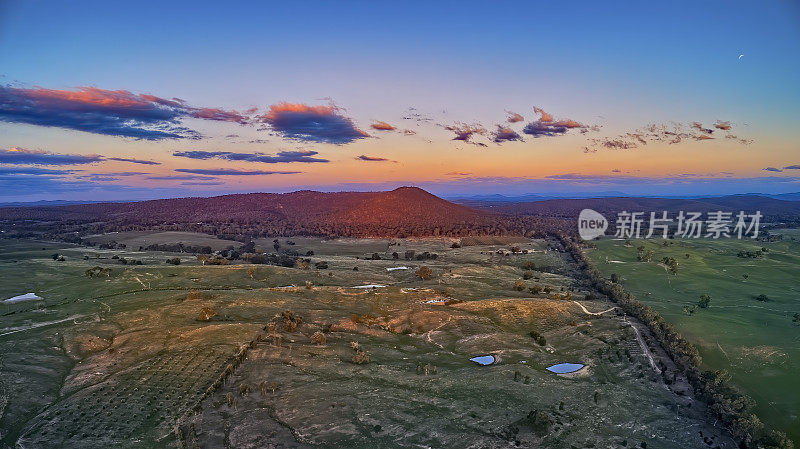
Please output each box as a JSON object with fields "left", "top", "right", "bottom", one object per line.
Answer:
{"left": 529, "top": 285, "right": 543, "bottom": 294}
{"left": 698, "top": 294, "right": 711, "bottom": 308}
{"left": 755, "top": 294, "right": 770, "bottom": 302}
{"left": 523, "top": 271, "right": 533, "bottom": 280}
{"left": 196, "top": 306, "right": 217, "bottom": 321}
{"left": 513, "top": 280, "right": 526, "bottom": 291}
{"left": 529, "top": 330, "right": 546, "bottom": 346}
{"left": 310, "top": 331, "right": 326, "bottom": 345}
{"left": 416, "top": 266, "right": 432, "bottom": 280}
{"left": 166, "top": 257, "right": 181, "bottom": 265}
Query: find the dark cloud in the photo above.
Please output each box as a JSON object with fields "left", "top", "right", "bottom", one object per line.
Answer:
{"left": 0, "top": 147, "right": 103, "bottom": 165}
{"left": 107, "top": 157, "right": 161, "bottom": 165}
{"left": 522, "top": 106, "right": 586, "bottom": 137}
{"left": 356, "top": 155, "right": 394, "bottom": 162}
{"left": 0, "top": 166, "right": 77, "bottom": 175}
{"left": 173, "top": 150, "right": 328, "bottom": 164}
{"left": 0, "top": 85, "right": 249, "bottom": 140}
{"left": 505, "top": 111, "right": 524, "bottom": 123}
{"left": 174, "top": 168, "right": 301, "bottom": 176}
{"left": 258, "top": 102, "right": 368, "bottom": 144}
{"left": 146, "top": 174, "right": 217, "bottom": 180}
{"left": 784, "top": 165, "right": 800, "bottom": 170}
{"left": 763, "top": 167, "right": 783, "bottom": 172}
{"left": 491, "top": 125, "right": 523, "bottom": 143}
{"left": 370, "top": 121, "right": 396, "bottom": 131}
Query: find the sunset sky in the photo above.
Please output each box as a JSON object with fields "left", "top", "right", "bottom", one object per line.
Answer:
{"left": 1, "top": 1, "right": 799, "bottom": 201}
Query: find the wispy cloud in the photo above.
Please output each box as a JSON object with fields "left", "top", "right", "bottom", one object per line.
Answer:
{"left": 107, "top": 157, "right": 161, "bottom": 165}
{"left": 585, "top": 121, "right": 751, "bottom": 152}
{"left": 370, "top": 121, "right": 396, "bottom": 131}
{"left": 356, "top": 155, "right": 395, "bottom": 162}
{"left": 444, "top": 122, "right": 486, "bottom": 146}
{"left": 174, "top": 168, "right": 301, "bottom": 176}
{"left": 0, "top": 84, "right": 249, "bottom": 140}
{"left": 173, "top": 150, "right": 328, "bottom": 163}
{"left": 146, "top": 174, "right": 217, "bottom": 180}
{"left": 505, "top": 111, "right": 524, "bottom": 123}
{"left": 0, "top": 147, "right": 103, "bottom": 165}
{"left": 258, "top": 102, "right": 368, "bottom": 144}
{"left": 763, "top": 167, "right": 783, "bottom": 172}
{"left": 784, "top": 165, "right": 800, "bottom": 170}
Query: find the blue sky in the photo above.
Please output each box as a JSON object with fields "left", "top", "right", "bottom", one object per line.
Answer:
{"left": 1, "top": 0, "right": 799, "bottom": 201}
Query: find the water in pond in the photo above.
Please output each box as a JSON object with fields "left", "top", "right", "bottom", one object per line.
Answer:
{"left": 470, "top": 355, "right": 495, "bottom": 365}
{"left": 546, "top": 363, "right": 584, "bottom": 373}
{"left": 352, "top": 284, "right": 386, "bottom": 289}
{"left": 3, "top": 293, "right": 42, "bottom": 303}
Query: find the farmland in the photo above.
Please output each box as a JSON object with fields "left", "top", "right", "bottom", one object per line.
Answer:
{"left": 1, "top": 234, "right": 734, "bottom": 448}
{"left": 586, "top": 233, "right": 800, "bottom": 444}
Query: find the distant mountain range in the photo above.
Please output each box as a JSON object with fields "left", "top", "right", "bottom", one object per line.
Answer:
{"left": 459, "top": 194, "right": 800, "bottom": 223}
{"left": 1, "top": 188, "right": 798, "bottom": 240}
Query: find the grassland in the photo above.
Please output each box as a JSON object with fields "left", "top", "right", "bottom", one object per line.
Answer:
{"left": 0, "top": 234, "right": 736, "bottom": 448}
{"left": 586, "top": 233, "right": 800, "bottom": 445}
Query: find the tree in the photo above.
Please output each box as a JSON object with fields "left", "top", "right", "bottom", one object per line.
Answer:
{"left": 415, "top": 266, "right": 432, "bottom": 280}
{"left": 698, "top": 294, "right": 711, "bottom": 309}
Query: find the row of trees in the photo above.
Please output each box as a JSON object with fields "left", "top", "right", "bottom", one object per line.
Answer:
{"left": 557, "top": 233, "right": 793, "bottom": 449}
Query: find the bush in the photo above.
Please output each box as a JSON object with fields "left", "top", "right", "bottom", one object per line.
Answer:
{"left": 523, "top": 271, "right": 533, "bottom": 280}
{"left": 196, "top": 306, "right": 217, "bottom": 321}
{"left": 698, "top": 294, "right": 711, "bottom": 308}
{"left": 755, "top": 294, "right": 770, "bottom": 302}
{"left": 416, "top": 266, "right": 432, "bottom": 280}
{"left": 529, "top": 330, "right": 546, "bottom": 346}
{"left": 513, "top": 280, "right": 526, "bottom": 291}
{"left": 310, "top": 331, "right": 326, "bottom": 345}
{"left": 166, "top": 257, "right": 181, "bottom": 265}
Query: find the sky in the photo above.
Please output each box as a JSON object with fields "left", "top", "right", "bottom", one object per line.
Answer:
{"left": 1, "top": 0, "right": 799, "bottom": 202}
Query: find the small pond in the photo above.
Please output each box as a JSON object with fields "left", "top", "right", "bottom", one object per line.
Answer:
{"left": 546, "top": 363, "right": 584, "bottom": 374}
{"left": 469, "top": 355, "right": 496, "bottom": 366}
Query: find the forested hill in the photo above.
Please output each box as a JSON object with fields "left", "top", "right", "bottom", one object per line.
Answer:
{"left": 0, "top": 187, "right": 569, "bottom": 239}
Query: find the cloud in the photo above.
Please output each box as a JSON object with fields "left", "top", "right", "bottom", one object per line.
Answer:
{"left": 492, "top": 125, "right": 523, "bottom": 143}
{"left": 173, "top": 150, "right": 328, "bottom": 164}
{"left": 107, "top": 157, "right": 162, "bottom": 165}
{"left": 691, "top": 122, "right": 714, "bottom": 134}
{"left": 0, "top": 147, "right": 103, "bottom": 165}
{"left": 522, "top": 106, "right": 586, "bottom": 137}
{"left": 258, "top": 102, "right": 368, "bottom": 144}
{"left": 356, "top": 155, "right": 394, "bottom": 162}
{"left": 505, "top": 111, "right": 524, "bottom": 123}
{"left": 0, "top": 85, "right": 249, "bottom": 140}
{"left": 146, "top": 174, "right": 217, "bottom": 180}
{"left": 784, "top": 165, "right": 800, "bottom": 170}
{"left": 370, "top": 121, "right": 396, "bottom": 131}
{"left": 0, "top": 166, "right": 77, "bottom": 175}
{"left": 444, "top": 122, "right": 486, "bottom": 145}
{"left": 445, "top": 172, "right": 472, "bottom": 176}
{"left": 180, "top": 181, "right": 225, "bottom": 186}
{"left": 714, "top": 120, "right": 732, "bottom": 130}
{"left": 763, "top": 167, "right": 783, "bottom": 172}
{"left": 585, "top": 121, "right": 751, "bottom": 152}
{"left": 174, "top": 168, "right": 301, "bottom": 176}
